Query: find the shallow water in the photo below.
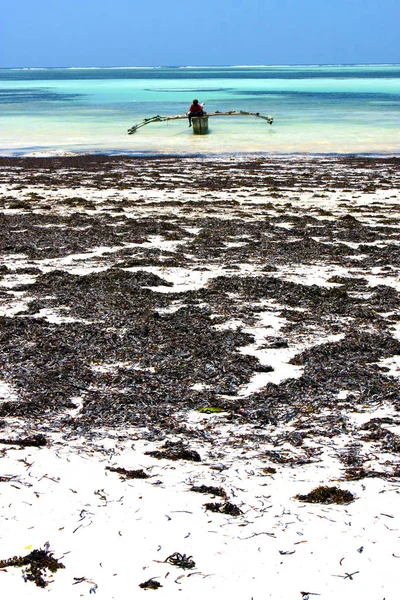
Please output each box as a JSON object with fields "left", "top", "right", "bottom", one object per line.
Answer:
{"left": 1, "top": 65, "right": 399, "bottom": 156}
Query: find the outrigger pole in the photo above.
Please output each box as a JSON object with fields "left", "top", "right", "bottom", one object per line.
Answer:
{"left": 127, "top": 110, "right": 273, "bottom": 134}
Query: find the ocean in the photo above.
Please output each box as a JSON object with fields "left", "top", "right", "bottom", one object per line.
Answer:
{"left": 1, "top": 65, "right": 399, "bottom": 156}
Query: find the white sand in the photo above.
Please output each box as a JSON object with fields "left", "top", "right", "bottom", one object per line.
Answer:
{"left": 1, "top": 423, "right": 399, "bottom": 599}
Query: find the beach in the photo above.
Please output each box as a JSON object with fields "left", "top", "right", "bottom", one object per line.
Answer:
{"left": 0, "top": 154, "right": 400, "bottom": 598}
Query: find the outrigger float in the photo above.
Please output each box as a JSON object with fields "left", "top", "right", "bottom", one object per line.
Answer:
{"left": 128, "top": 111, "right": 273, "bottom": 135}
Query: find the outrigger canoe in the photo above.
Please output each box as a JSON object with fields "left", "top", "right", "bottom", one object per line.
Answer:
{"left": 128, "top": 111, "right": 273, "bottom": 136}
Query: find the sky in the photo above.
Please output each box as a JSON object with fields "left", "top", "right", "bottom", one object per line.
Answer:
{"left": 1, "top": 0, "right": 399, "bottom": 68}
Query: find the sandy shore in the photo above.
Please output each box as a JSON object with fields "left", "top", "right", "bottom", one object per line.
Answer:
{"left": 0, "top": 154, "right": 399, "bottom": 599}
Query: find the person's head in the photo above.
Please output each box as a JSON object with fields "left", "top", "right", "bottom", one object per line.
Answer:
{"left": 193, "top": 99, "right": 199, "bottom": 105}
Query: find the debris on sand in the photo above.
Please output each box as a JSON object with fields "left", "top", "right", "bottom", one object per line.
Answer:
{"left": 106, "top": 466, "right": 150, "bottom": 479}
{"left": 164, "top": 552, "right": 196, "bottom": 570}
{"left": 145, "top": 441, "right": 201, "bottom": 462}
{"left": 204, "top": 501, "right": 242, "bottom": 515}
{"left": 0, "top": 546, "right": 65, "bottom": 588}
{"left": 190, "top": 484, "right": 226, "bottom": 497}
{"left": 139, "top": 578, "right": 162, "bottom": 589}
{"left": 0, "top": 154, "right": 399, "bottom": 599}
{"left": 0, "top": 434, "right": 47, "bottom": 447}
{"left": 295, "top": 486, "right": 355, "bottom": 504}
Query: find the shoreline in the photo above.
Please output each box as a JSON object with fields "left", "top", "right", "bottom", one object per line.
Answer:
{"left": 0, "top": 156, "right": 400, "bottom": 598}
{"left": 1, "top": 150, "right": 400, "bottom": 160}
{"left": 1, "top": 151, "right": 399, "bottom": 171}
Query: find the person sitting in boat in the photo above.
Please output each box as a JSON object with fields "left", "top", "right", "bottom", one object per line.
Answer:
{"left": 187, "top": 99, "right": 205, "bottom": 127}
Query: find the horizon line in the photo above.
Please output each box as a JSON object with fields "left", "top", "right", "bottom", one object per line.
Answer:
{"left": 1, "top": 62, "right": 400, "bottom": 70}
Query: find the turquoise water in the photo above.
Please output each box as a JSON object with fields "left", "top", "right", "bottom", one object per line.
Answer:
{"left": 1, "top": 65, "right": 399, "bottom": 156}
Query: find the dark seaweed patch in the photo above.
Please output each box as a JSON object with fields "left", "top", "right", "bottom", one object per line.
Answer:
{"left": 164, "top": 552, "right": 196, "bottom": 570}
{"left": 190, "top": 484, "right": 226, "bottom": 497}
{"left": 296, "top": 486, "right": 354, "bottom": 504}
{"left": 0, "top": 434, "right": 47, "bottom": 447}
{"left": 345, "top": 467, "right": 388, "bottom": 481}
{"left": 0, "top": 547, "right": 65, "bottom": 587}
{"left": 106, "top": 466, "right": 150, "bottom": 479}
{"left": 263, "top": 466, "right": 277, "bottom": 474}
{"left": 145, "top": 441, "right": 201, "bottom": 462}
{"left": 139, "top": 578, "right": 162, "bottom": 589}
{"left": 0, "top": 155, "right": 399, "bottom": 473}
{"left": 203, "top": 501, "right": 242, "bottom": 515}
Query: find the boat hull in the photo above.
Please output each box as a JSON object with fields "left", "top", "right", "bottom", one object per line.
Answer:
{"left": 192, "top": 116, "right": 209, "bottom": 135}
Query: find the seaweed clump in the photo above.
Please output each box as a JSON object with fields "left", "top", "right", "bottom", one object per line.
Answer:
{"left": 164, "top": 552, "right": 196, "bottom": 570}
{"left": 145, "top": 441, "right": 201, "bottom": 462}
{"left": 204, "top": 501, "right": 242, "bottom": 515}
{"left": 345, "top": 467, "right": 384, "bottom": 481}
{"left": 295, "top": 485, "right": 354, "bottom": 504}
{"left": 263, "top": 466, "right": 277, "bottom": 474}
{"left": 0, "top": 434, "right": 47, "bottom": 447}
{"left": 106, "top": 466, "right": 150, "bottom": 479}
{"left": 190, "top": 484, "right": 226, "bottom": 497}
{"left": 139, "top": 578, "right": 162, "bottom": 589}
{"left": 0, "top": 547, "right": 65, "bottom": 587}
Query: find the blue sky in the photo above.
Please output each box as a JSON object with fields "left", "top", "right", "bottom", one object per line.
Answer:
{"left": 1, "top": 0, "right": 399, "bottom": 68}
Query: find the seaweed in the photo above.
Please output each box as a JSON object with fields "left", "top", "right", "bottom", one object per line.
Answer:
{"left": 295, "top": 486, "right": 354, "bottom": 504}
{"left": 0, "top": 546, "right": 65, "bottom": 587}
{"left": 345, "top": 467, "right": 384, "bottom": 481}
{"left": 0, "top": 434, "right": 47, "bottom": 447}
{"left": 0, "top": 154, "right": 400, "bottom": 482}
{"left": 263, "top": 466, "right": 277, "bottom": 475}
{"left": 145, "top": 441, "right": 201, "bottom": 462}
{"left": 190, "top": 484, "right": 226, "bottom": 497}
{"left": 203, "top": 501, "right": 242, "bottom": 516}
{"left": 145, "top": 448, "right": 201, "bottom": 462}
{"left": 106, "top": 466, "right": 150, "bottom": 479}
{"left": 164, "top": 552, "right": 196, "bottom": 570}
{"left": 139, "top": 578, "right": 162, "bottom": 589}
